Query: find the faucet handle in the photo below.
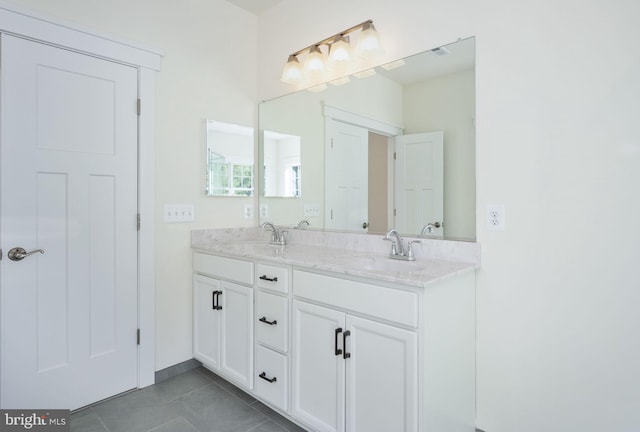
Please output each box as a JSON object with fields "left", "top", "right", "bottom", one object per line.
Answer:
{"left": 383, "top": 236, "right": 398, "bottom": 255}
{"left": 406, "top": 240, "right": 421, "bottom": 261}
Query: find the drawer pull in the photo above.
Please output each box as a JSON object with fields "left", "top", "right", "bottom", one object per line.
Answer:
{"left": 259, "top": 372, "right": 277, "bottom": 383}
{"left": 259, "top": 316, "right": 278, "bottom": 326}
{"left": 343, "top": 330, "right": 351, "bottom": 359}
{"left": 334, "top": 327, "right": 343, "bottom": 356}
{"left": 259, "top": 275, "right": 278, "bottom": 282}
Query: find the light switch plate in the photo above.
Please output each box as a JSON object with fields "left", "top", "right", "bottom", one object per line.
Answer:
{"left": 304, "top": 203, "right": 321, "bottom": 217}
{"left": 164, "top": 204, "right": 195, "bottom": 223}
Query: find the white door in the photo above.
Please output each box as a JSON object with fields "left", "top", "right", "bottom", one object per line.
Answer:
{"left": 220, "top": 280, "right": 254, "bottom": 389}
{"left": 193, "top": 275, "right": 222, "bottom": 369}
{"left": 292, "top": 301, "right": 346, "bottom": 432}
{"left": 345, "top": 316, "right": 418, "bottom": 432}
{"left": 395, "top": 132, "right": 444, "bottom": 236}
{"left": 0, "top": 35, "right": 139, "bottom": 410}
{"left": 325, "top": 120, "right": 369, "bottom": 232}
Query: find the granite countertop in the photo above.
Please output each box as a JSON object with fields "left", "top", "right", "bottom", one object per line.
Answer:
{"left": 192, "top": 228, "right": 480, "bottom": 288}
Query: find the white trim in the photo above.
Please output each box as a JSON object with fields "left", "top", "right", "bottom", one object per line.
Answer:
{"left": 0, "top": 0, "right": 162, "bottom": 70}
{"left": 323, "top": 103, "right": 404, "bottom": 137}
{"left": 137, "top": 67, "right": 157, "bottom": 387}
{"left": 0, "top": 1, "right": 161, "bottom": 390}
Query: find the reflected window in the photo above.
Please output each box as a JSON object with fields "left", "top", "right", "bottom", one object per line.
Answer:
{"left": 206, "top": 120, "right": 254, "bottom": 197}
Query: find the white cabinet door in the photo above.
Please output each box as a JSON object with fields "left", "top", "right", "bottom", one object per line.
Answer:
{"left": 193, "top": 275, "right": 221, "bottom": 369}
{"left": 220, "top": 280, "right": 254, "bottom": 389}
{"left": 345, "top": 316, "right": 418, "bottom": 432}
{"left": 292, "top": 301, "right": 346, "bottom": 432}
{"left": 193, "top": 275, "right": 254, "bottom": 389}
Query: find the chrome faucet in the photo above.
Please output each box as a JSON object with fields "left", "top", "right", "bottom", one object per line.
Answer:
{"left": 383, "top": 228, "right": 420, "bottom": 261}
{"left": 262, "top": 222, "right": 287, "bottom": 245}
{"left": 419, "top": 222, "right": 441, "bottom": 237}
{"left": 294, "top": 219, "right": 310, "bottom": 230}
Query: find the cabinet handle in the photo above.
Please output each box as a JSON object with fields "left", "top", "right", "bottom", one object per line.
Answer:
{"left": 334, "top": 327, "right": 343, "bottom": 356}
{"left": 343, "top": 330, "right": 351, "bottom": 359}
{"left": 259, "top": 275, "right": 278, "bottom": 282}
{"left": 259, "top": 316, "right": 278, "bottom": 326}
{"left": 213, "top": 291, "right": 222, "bottom": 310}
{"left": 259, "top": 372, "right": 277, "bottom": 383}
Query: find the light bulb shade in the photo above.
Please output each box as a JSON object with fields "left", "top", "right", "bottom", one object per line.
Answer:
{"left": 356, "top": 21, "right": 382, "bottom": 57}
{"left": 281, "top": 55, "right": 303, "bottom": 84}
{"left": 304, "top": 45, "right": 326, "bottom": 73}
{"left": 328, "top": 35, "right": 351, "bottom": 63}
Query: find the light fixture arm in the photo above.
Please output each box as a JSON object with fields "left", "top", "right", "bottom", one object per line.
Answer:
{"left": 287, "top": 19, "right": 374, "bottom": 58}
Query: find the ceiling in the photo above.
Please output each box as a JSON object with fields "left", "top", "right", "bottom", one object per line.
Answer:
{"left": 226, "top": 0, "right": 282, "bottom": 14}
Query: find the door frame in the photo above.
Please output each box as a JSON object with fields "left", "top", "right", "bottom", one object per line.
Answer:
{"left": 0, "top": 2, "right": 162, "bottom": 392}
{"left": 323, "top": 104, "right": 403, "bottom": 231}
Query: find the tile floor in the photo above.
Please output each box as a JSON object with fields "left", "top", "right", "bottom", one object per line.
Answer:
{"left": 70, "top": 367, "right": 308, "bottom": 432}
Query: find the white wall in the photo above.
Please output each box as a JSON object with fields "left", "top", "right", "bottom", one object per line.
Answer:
{"left": 9, "top": 0, "right": 259, "bottom": 370}
{"left": 259, "top": 1, "right": 640, "bottom": 431}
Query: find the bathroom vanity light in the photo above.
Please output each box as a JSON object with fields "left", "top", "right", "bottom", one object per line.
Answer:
{"left": 280, "top": 19, "right": 382, "bottom": 85}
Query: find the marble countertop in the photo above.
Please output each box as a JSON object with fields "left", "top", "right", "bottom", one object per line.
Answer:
{"left": 192, "top": 228, "right": 480, "bottom": 288}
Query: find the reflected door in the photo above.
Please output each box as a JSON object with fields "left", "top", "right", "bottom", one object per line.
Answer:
{"left": 0, "top": 35, "right": 139, "bottom": 409}
{"left": 325, "top": 120, "right": 369, "bottom": 232}
{"left": 395, "top": 132, "right": 444, "bottom": 236}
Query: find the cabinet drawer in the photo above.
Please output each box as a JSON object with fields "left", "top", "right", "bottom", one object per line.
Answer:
{"left": 255, "top": 345, "right": 288, "bottom": 412}
{"left": 293, "top": 270, "right": 418, "bottom": 328}
{"left": 256, "top": 263, "right": 289, "bottom": 294}
{"left": 256, "top": 291, "right": 288, "bottom": 352}
{"left": 193, "top": 253, "right": 254, "bottom": 285}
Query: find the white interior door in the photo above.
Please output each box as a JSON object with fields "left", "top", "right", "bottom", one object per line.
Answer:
{"left": 325, "top": 120, "right": 368, "bottom": 232}
{"left": 394, "top": 132, "right": 444, "bottom": 236}
{"left": 0, "top": 35, "right": 139, "bottom": 410}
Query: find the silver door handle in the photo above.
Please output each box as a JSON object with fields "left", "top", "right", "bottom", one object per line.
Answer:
{"left": 8, "top": 247, "right": 45, "bottom": 261}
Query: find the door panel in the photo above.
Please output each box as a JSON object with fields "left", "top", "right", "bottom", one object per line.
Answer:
{"left": 193, "top": 275, "right": 221, "bottom": 369}
{"left": 395, "top": 132, "right": 444, "bottom": 236}
{"left": 325, "top": 120, "right": 369, "bottom": 232}
{"left": 292, "top": 301, "right": 346, "bottom": 432}
{"left": 220, "top": 281, "right": 254, "bottom": 389}
{"left": 0, "top": 34, "right": 139, "bottom": 410}
{"left": 345, "top": 316, "right": 418, "bottom": 432}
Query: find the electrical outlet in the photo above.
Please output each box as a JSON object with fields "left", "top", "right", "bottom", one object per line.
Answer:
{"left": 164, "top": 204, "right": 195, "bottom": 223}
{"left": 304, "top": 203, "right": 321, "bottom": 217}
{"left": 486, "top": 204, "right": 505, "bottom": 231}
{"left": 259, "top": 204, "right": 269, "bottom": 218}
{"left": 244, "top": 204, "right": 253, "bottom": 220}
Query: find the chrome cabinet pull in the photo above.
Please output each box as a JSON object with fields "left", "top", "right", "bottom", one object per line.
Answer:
{"left": 7, "top": 247, "right": 44, "bottom": 261}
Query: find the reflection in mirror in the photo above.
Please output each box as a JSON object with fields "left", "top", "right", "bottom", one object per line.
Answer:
{"left": 259, "top": 37, "right": 475, "bottom": 241}
{"left": 205, "top": 120, "right": 254, "bottom": 197}
{"left": 263, "top": 131, "right": 301, "bottom": 197}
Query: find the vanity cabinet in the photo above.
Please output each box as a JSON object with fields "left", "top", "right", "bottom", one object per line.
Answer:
{"left": 254, "top": 263, "right": 291, "bottom": 412}
{"left": 192, "top": 241, "right": 476, "bottom": 432}
{"left": 193, "top": 253, "right": 254, "bottom": 389}
{"left": 291, "top": 271, "right": 418, "bottom": 432}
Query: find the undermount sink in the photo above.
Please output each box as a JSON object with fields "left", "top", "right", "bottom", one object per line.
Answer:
{"left": 224, "top": 241, "right": 285, "bottom": 256}
{"left": 346, "top": 254, "right": 431, "bottom": 275}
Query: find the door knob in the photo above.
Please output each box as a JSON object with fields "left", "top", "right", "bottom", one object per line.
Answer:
{"left": 362, "top": 222, "right": 369, "bottom": 229}
{"left": 7, "top": 247, "right": 45, "bottom": 261}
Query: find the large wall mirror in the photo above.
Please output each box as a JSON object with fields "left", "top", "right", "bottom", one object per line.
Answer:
{"left": 206, "top": 120, "right": 254, "bottom": 196}
{"left": 259, "top": 37, "right": 475, "bottom": 241}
